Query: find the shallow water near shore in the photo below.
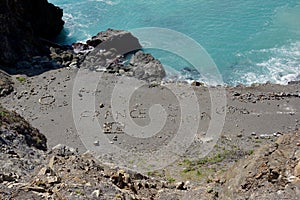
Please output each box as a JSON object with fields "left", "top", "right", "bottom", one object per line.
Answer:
{"left": 49, "top": 0, "right": 300, "bottom": 85}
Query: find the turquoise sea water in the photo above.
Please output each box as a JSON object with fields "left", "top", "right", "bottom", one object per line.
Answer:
{"left": 49, "top": 0, "right": 300, "bottom": 85}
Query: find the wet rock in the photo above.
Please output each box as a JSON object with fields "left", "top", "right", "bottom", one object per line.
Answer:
{"left": 86, "top": 29, "right": 142, "bottom": 53}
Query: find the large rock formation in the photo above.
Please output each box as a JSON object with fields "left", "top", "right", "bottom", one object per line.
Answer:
{"left": 78, "top": 29, "right": 166, "bottom": 82}
{"left": 0, "top": 0, "right": 64, "bottom": 67}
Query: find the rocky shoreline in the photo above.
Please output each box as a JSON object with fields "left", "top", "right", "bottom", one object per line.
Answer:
{"left": 1, "top": 1, "right": 300, "bottom": 199}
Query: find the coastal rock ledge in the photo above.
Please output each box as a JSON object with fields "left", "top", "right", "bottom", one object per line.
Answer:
{"left": 0, "top": 0, "right": 64, "bottom": 67}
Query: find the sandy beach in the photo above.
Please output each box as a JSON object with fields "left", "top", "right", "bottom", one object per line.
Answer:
{"left": 1, "top": 67, "right": 299, "bottom": 169}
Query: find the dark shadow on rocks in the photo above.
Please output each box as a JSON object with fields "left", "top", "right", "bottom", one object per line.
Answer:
{"left": 0, "top": 0, "right": 64, "bottom": 75}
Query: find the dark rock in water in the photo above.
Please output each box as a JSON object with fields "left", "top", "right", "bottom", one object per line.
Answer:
{"left": 75, "top": 29, "right": 141, "bottom": 56}
{"left": 129, "top": 51, "right": 166, "bottom": 82}
{"left": 77, "top": 29, "right": 166, "bottom": 83}
{"left": 80, "top": 29, "right": 142, "bottom": 71}
{"left": 0, "top": 70, "right": 13, "bottom": 97}
{"left": 87, "top": 28, "right": 142, "bottom": 54}
{"left": 0, "top": 0, "right": 64, "bottom": 67}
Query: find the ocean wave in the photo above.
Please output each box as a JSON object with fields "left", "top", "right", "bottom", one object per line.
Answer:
{"left": 231, "top": 41, "right": 300, "bottom": 85}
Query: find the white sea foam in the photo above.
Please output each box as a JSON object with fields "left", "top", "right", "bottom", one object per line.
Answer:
{"left": 94, "top": 0, "right": 119, "bottom": 6}
{"left": 232, "top": 41, "right": 300, "bottom": 85}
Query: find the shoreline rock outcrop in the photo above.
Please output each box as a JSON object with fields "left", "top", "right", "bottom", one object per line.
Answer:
{"left": 77, "top": 29, "right": 166, "bottom": 82}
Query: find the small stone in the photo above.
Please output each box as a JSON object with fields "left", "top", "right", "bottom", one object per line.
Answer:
{"left": 118, "top": 170, "right": 125, "bottom": 175}
{"left": 175, "top": 181, "right": 186, "bottom": 190}
{"left": 94, "top": 141, "right": 100, "bottom": 146}
{"left": 294, "top": 161, "right": 300, "bottom": 177}
{"left": 273, "top": 132, "right": 282, "bottom": 137}
{"left": 91, "top": 190, "right": 100, "bottom": 198}
{"left": 38, "top": 167, "right": 47, "bottom": 176}
{"left": 191, "top": 81, "right": 204, "bottom": 87}
{"left": 69, "top": 61, "right": 78, "bottom": 68}
{"left": 96, "top": 67, "right": 107, "bottom": 72}
{"left": 113, "top": 136, "right": 118, "bottom": 141}
{"left": 144, "top": 182, "right": 149, "bottom": 188}
{"left": 127, "top": 71, "right": 134, "bottom": 76}
{"left": 27, "top": 186, "right": 46, "bottom": 193}
{"left": 124, "top": 173, "right": 130, "bottom": 184}
{"left": 47, "top": 176, "right": 61, "bottom": 184}
{"left": 119, "top": 69, "right": 125, "bottom": 75}
{"left": 207, "top": 187, "right": 214, "bottom": 193}
{"left": 233, "top": 92, "right": 241, "bottom": 96}
{"left": 85, "top": 182, "right": 92, "bottom": 187}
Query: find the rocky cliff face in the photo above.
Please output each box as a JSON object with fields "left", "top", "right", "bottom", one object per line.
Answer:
{"left": 0, "top": 0, "right": 64, "bottom": 67}
{"left": 217, "top": 132, "right": 300, "bottom": 200}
